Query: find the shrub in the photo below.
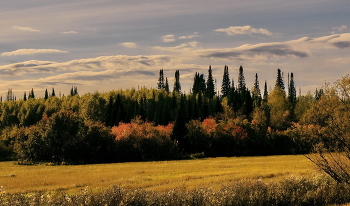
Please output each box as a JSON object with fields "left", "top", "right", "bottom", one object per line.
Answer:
{"left": 206, "top": 118, "right": 248, "bottom": 157}
{"left": 111, "top": 117, "right": 178, "bottom": 161}
{"left": 14, "top": 111, "right": 114, "bottom": 164}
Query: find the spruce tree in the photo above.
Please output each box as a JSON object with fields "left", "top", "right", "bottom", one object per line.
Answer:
{"left": 173, "top": 70, "right": 181, "bottom": 93}
{"left": 275, "top": 68, "right": 285, "bottom": 90}
{"left": 206, "top": 65, "right": 215, "bottom": 98}
{"left": 74, "top": 87, "right": 78, "bottom": 96}
{"left": 229, "top": 80, "right": 237, "bottom": 109}
{"left": 192, "top": 72, "right": 199, "bottom": 94}
{"left": 23, "top": 92, "right": 27, "bottom": 101}
{"left": 192, "top": 72, "right": 206, "bottom": 94}
{"left": 238, "top": 66, "right": 246, "bottom": 93}
{"left": 263, "top": 81, "right": 268, "bottom": 101}
{"left": 252, "top": 73, "right": 261, "bottom": 107}
{"left": 70, "top": 86, "right": 74, "bottom": 96}
{"left": 288, "top": 73, "right": 297, "bottom": 104}
{"left": 253, "top": 73, "right": 261, "bottom": 97}
{"left": 221, "top": 65, "right": 231, "bottom": 97}
{"left": 52, "top": 88, "right": 56, "bottom": 97}
{"left": 44, "top": 89, "right": 48, "bottom": 99}
{"left": 29, "top": 88, "right": 35, "bottom": 99}
{"left": 157, "top": 69, "right": 165, "bottom": 89}
{"left": 164, "top": 77, "right": 170, "bottom": 93}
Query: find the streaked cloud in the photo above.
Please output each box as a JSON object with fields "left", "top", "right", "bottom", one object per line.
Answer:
{"left": 120, "top": 42, "right": 138, "bottom": 48}
{"left": 215, "top": 25, "right": 274, "bottom": 37}
{"left": 332, "top": 25, "right": 348, "bottom": 32}
{"left": 61, "top": 31, "right": 78, "bottom": 34}
{"left": 179, "top": 32, "right": 201, "bottom": 40}
{"left": 154, "top": 33, "right": 350, "bottom": 61}
{"left": 13, "top": 26, "right": 40, "bottom": 32}
{"left": 1, "top": 49, "right": 68, "bottom": 56}
{"left": 162, "top": 34, "right": 175, "bottom": 42}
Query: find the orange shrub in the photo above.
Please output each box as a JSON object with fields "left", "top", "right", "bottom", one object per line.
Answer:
{"left": 111, "top": 117, "right": 177, "bottom": 161}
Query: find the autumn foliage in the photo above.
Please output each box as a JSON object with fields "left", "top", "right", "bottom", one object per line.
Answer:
{"left": 111, "top": 117, "right": 178, "bottom": 162}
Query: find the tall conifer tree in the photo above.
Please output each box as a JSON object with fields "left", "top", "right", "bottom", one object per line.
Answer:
{"left": 157, "top": 69, "right": 165, "bottom": 89}
{"left": 221, "top": 65, "right": 231, "bottom": 97}
{"left": 263, "top": 81, "right": 268, "bottom": 101}
{"left": 164, "top": 77, "right": 170, "bottom": 93}
{"left": 44, "top": 89, "right": 48, "bottom": 99}
{"left": 70, "top": 86, "right": 74, "bottom": 96}
{"left": 74, "top": 87, "right": 78, "bottom": 96}
{"left": 29, "top": 88, "right": 35, "bottom": 99}
{"left": 173, "top": 70, "right": 181, "bottom": 93}
{"left": 252, "top": 73, "right": 261, "bottom": 107}
{"left": 275, "top": 68, "right": 285, "bottom": 90}
{"left": 52, "top": 88, "right": 56, "bottom": 97}
{"left": 238, "top": 66, "right": 246, "bottom": 93}
{"left": 288, "top": 72, "right": 296, "bottom": 104}
{"left": 206, "top": 65, "right": 215, "bottom": 98}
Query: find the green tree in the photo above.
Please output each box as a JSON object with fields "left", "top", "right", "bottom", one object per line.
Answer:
{"left": 15, "top": 110, "right": 114, "bottom": 164}
{"left": 238, "top": 66, "right": 246, "bottom": 93}
{"left": 288, "top": 73, "right": 297, "bottom": 105}
{"left": 252, "top": 73, "right": 262, "bottom": 108}
{"left": 164, "top": 77, "right": 170, "bottom": 93}
{"left": 173, "top": 70, "right": 181, "bottom": 93}
{"left": 206, "top": 65, "right": 215, "bottom": 98}
{"left": 294, "top": 92, "right": 315, "bottom": 123}
{"left": 23, "top": 92, "right": 27, "bottom": 101}
{"left": 192, "top": 72, "right": 206, "bottom": 94}
{"left": 52, "top": 88, "right": 56, "bottom": 97}
{"left": 74, "top": 87, "right": 78, "bottom": 96}
{"left": 275, "top": 68, "right": 285, "bottom": 91}
{"left": 288, "top": 72, "right": 297, "bottom": 122}
{"left": 157, "top": 69, "right": 165, "bottom": 89}
{"left": 44, "top": 89, "right": 48, "bottom": 100}
{"left": 29, "top": 88, "right": 35, "bottom": 99}
{"left": 221, "top": 65, "right": 231, "bottom": 97}
{"left": 303, "top": 75, "right": 350, "bottom": 184}
{"left": 268, "top": 85, "right": 290, "bottom": 130}
{"left": 263, "top": 80, "right": 268, "bottom": 101}
{"left": 70, "top": 86, "right": 74, "bottom": 96}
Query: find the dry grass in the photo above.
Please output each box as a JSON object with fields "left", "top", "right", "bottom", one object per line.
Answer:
{"left": 0, "top": 155, "right": 320, "bottom": 194}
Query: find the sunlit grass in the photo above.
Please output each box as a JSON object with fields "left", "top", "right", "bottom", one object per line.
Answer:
{"left": 0, "top": 155, "right": 320, "bottom": 194}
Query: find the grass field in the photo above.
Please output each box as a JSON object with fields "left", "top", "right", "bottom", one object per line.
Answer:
{"left": 0, "top": 155, "right": 321, "bottom": 194}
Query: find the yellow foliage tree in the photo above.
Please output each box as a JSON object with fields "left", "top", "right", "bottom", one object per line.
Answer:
{"left": 267, "top": 86, "right": 290, "bottom": 130}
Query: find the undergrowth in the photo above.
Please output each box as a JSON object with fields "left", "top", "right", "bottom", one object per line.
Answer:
{"left": 1, "top": 176, "right": 350, "bottom": 206}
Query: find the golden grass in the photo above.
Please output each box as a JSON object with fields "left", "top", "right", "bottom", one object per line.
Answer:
{"left": 0, "top": 155, "right": 321, "bottom": 194}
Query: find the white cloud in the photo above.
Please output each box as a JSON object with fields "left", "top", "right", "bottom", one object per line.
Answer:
{"left": 61, "top": 31, "right": 78, "bottom": 34}
{"left": 153, "top": 33, "right": 350, "bottom": 62}
{"left": 179, "top": 32, "right": 201, "bottom": 39}
{"left": 13, "top": 26, "right": 40, "bottom": 32}
{"left": 215, "top": 25, "right": 274, "bottom": 37}
{"left": 1, "top": 49, "right": 68, "bottom": 56}
{"left": 120, "top": 42, "right": 138, "bottom": 48}
{"left": 162, "top": 34, "right": 175, "bottom": 42}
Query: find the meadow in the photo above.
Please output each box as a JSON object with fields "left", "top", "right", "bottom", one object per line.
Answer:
{"left": 0, "top": 155, "right": 319, "bottom": 194}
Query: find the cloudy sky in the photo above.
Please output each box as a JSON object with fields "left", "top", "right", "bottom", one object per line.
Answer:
{"left": 1, "top": 0, "right": 350, "bottom": 98}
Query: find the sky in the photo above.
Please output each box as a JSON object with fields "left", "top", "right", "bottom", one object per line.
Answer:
{"left": 1, "top": 0, "right": 350, "bottom": 98}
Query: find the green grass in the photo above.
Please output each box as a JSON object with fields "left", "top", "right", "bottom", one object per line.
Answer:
{"left": 0, "top": 155, "right": 321, "bottom": 194}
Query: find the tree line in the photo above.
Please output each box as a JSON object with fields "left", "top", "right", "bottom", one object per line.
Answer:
{"left": 0, "top": 65, "right": 330, "bottom": 164}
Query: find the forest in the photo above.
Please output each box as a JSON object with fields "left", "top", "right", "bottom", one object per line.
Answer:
{"left": 0, "top": 65, "right": 344, "bottom": 168}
